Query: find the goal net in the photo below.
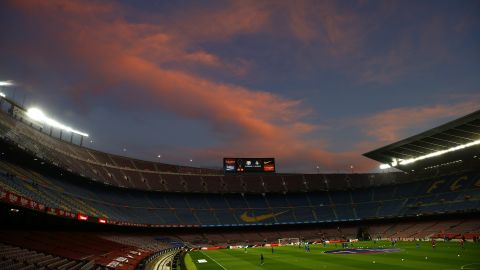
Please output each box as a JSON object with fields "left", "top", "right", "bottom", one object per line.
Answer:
{"left": 278, "top": 238, "right": 300, "bottom": 246}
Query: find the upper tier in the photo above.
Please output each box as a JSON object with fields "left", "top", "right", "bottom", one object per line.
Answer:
{"left": 0, "top": 107, "right": 411, "bottom": 192}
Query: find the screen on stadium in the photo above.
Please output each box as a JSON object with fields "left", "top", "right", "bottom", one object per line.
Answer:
{"left": 223, "top": 158, "right": 275, "bottom": 173}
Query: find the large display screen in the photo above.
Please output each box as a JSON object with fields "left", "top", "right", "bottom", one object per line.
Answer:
{"left": 223, "top": 158, "right": 275, "bottom": 173}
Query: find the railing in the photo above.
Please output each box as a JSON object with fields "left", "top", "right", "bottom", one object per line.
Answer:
{"left": 136, "top": 247, "right": 183, "bottom": 270}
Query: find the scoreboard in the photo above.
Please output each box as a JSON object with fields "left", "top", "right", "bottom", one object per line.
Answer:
{"left": 223, "top": 158, "right": 276, "bottom": 173}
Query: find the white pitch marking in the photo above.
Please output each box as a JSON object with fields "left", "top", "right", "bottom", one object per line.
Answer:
{"left": 461, "top": 263, "right": 480, "bottom": 270}
{"left": 200, "top": 251, "right": 228, "bottom": 270}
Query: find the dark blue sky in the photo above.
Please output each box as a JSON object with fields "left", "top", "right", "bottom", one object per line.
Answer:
{"left": 0, "top": 0, "right": 479, "bottom": 172}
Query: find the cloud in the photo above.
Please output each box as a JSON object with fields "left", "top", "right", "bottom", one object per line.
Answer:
{"left": 3, "top": 0, "right": 478, "bottom": 173}
{"left": 359, "top": 101, "right": 480, "bottom": 143}
{"left": 4, "top": 0, "right": 342, "bottom": 169}
{"left": 164, "top": 0, "right": 271, "bottom": 42}
{"left": 268, "top": 0, "right": 370, "bottom": 57}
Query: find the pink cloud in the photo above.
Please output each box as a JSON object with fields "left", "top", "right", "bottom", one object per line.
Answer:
{"left": 9, "top": 0, "right": 340, "bottom": 169}
{"left": 7, "top": 0, "right": 478, "bottom": 173}
{"left": 359, "top": 102, "right": 480, "bottom": 143}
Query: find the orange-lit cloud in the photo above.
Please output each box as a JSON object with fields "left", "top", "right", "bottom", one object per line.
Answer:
{"left": 359, "top": 101, "right": 480, "bottom": 143}
{"left": 8, "top": 0, "right": 336, "bottom": 168}
{"left": 5, "top": 0, "right": 478, "bottom": 173}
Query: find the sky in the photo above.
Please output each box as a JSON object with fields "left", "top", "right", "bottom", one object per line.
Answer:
{"left": 0, "top": 0, "right": 479, "bottom": 173}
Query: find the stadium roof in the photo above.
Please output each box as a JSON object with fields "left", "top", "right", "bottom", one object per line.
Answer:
{"left": 364, "top": 109, "right": 480, "bottom": 168}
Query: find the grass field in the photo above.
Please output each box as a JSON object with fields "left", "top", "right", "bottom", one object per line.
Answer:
{"left": 185, "top": 241, "right": 480, "bottom": 270}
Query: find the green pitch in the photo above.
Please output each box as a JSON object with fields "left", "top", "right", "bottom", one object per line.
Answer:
{"left": 185, "top": 241, "right": 480, "bottom": 270}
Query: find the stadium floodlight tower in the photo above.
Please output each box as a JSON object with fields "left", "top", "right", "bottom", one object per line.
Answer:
{"left": 26, "top": 107, "right": 89, "bottom": 145}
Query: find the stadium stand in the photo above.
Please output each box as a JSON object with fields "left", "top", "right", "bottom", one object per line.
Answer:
{"left": 0, "top": 242, "right": 96, "bottom": 270}
{"left": 0, "top": 95, "right": 479, "bottom": 269}
{"left": 1, "top": 159, "right": 478, "bottom": 227}
{"left": 0, "top": 230, "right": 180, "bottom": 270}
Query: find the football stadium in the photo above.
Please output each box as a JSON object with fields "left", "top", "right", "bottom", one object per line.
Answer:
{"left": 1, "top": 1, "right": 480, "bottom": 270}
{"left": 1, "top": 92, "right": 479, "bottom": 270}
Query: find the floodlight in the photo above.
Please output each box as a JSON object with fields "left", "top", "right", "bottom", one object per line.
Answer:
{"left": 26, "top": 107, "right": 89, "bottom": 137}
{"left": 379, "top": 140, "right": 480, "bottom": 169}
{"left": 0, "top": 81, "right": 13, "bottom": 86}
{"left": 379, "top": 164, "right": 391, "bottom": 169}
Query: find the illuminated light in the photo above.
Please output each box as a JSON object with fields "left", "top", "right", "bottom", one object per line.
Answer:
{"left": 26, "top": 107, "right": 89, "bottom": 137}
{"left": 391, "top": 159, "right": 398, "bottom": 167}
{"left": 379, "top": 164, "right": 391, "bottom": 169}
{"left": 0, "top": 92, "right": 5, "bottom": 98}
{"left": 77, "top": 213, "right": 89, "bottom": 221}
{"left": 98, "top": 218, "right": 107, "bottom": 224}
{"left": 0, "top": 80, "right": 13, "bottom": 86}
{"left": 398, "top": 140, "right": 480, "bottom": 165}
{"left": 380, "top": 140, "right": 480, "bottom": 169}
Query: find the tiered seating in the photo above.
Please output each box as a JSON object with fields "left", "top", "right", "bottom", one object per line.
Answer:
{"left": 162, "top": 174, "right": 185, "bottom": 192}
{"left": 175, "top": 233, "right": 207, "bottom": 245}
{"left": 0, "top": 232, "right": 158, "bottom": 270}
{"left": 220, "top": 232, "right": 244, "bottom": 244}
{"left": 320, "top": 226, "right": 357, "bottom": 239}
{"left": 263, "top": 175, "right": 285, "bottom": 193}
{"left": 1, "top": 166, "right": 479, "bottom": 226}
{"left": 325, "top": 174, "right": 350, "bottom": 190}
{"left": 2, "top": 109, "right": 418, "bottom": 194}
{"left": 183, "top": 175, "right": 205, "bottom": 192}
{"left": 283, "top": 174, "right": 306, "bottom": 192}
{"left": 449, "top": 219, "right": 480, "bottom": 233}
{"left": 0, "top": 232, "right": 129, "bottom": 260}
{"left": 241, "top": 175, "right": 264, "bottom": 193}
{"left": 0, "top": 242, "right": 94, "bottom": 270}
{"left": 2, "top": 108, "right": 420, "bottom": 195}
{"left": 0, "top": 109, "right": 222, "bottom": 186}
{"left": 429, "top": 219, "right": 480, "bottom": 239}
{"left": 143, "top": 172, "right": 165, "bottom": 191}
{"left": 304, "top": 174, "right": 327, "bottom": 191}
{"left": 349, "top": 174, "right": 371, "bottom": 189}
{"left": 99, "top": 235, "right": 174, "bottom": 252}
{"left": 202, "top": 176, "right": 223, "bottom": 193}
{"left": 175, "top": 218, "right": 476, "bottom": 246}
{"left": 222, "top": 175, "right": 244, "bottom": 193}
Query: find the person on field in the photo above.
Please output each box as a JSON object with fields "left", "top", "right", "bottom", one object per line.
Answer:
{"left": 460, "top": 235, "right": 465, "bottom": 249}
{"left": 260, "top": 253, "right": 264, "bottom": 265}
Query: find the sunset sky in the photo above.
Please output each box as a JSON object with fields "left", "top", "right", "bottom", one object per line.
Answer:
{"left": 0, "top": 0, "right": 479, "bottom": 172}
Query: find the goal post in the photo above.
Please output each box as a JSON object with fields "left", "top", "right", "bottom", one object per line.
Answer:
{"left": 278, "top": 238, "right": 300, "bottom": 246}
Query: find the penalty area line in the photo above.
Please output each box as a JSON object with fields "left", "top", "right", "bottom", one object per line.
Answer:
{"left": 200, "top": 251, "right": 228, "bottom": 270}
{"left": 461, "top": 263, "right": 480, "bottom": 270}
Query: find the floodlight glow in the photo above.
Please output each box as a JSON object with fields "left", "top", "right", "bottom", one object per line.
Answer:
{"left": 26, "top": 107, "right": 89, "bottom": 137}
{"left": 0, "top": 81, "right": 13, "bottom": 86}
{"left": 379, "top": 139, "right": 480, "bottom": 169}
{"left": 379, "top": 164, "right": 391, "bottom": 169}
{"left": 0, "top": 92, "right": 5, "bottom": 98}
